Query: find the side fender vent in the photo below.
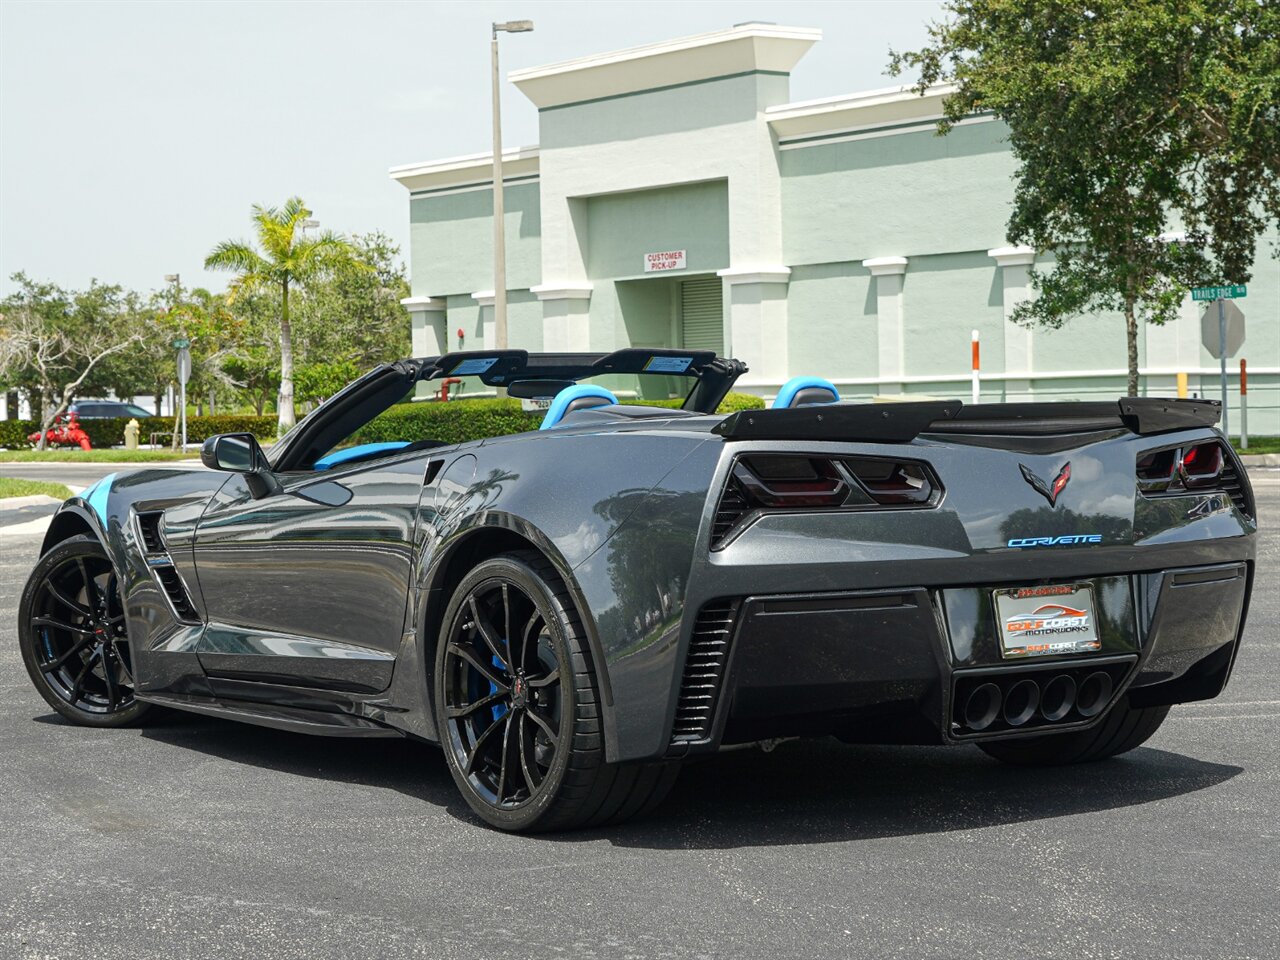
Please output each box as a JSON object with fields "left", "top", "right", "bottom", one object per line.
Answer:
{"left": 136, "top": 512, "right": 166, "bottom": 553}
{"left": 671, "top": 599, "right": 741, "bottom": 744}
{"left": 153, "top": 565, "right": 197, "bottom": 622}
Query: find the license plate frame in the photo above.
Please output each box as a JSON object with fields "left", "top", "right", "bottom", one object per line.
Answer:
{"left": 993, "top": 583, "right": 1102, "bottom": 659}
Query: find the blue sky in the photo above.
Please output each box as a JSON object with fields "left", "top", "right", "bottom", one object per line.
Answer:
{"left": 0, "top": 0, "right": 943, "bottom": 296}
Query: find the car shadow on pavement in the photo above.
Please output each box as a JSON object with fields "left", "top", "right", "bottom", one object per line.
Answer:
{"left": 81, "top": 712, "right": 1240, "bottom": 845}
{"left": 587, "top": 738, "right": 1242, "bottom": 849}
{"left": 123, "top": 712, "right": 462, "bottom": 809}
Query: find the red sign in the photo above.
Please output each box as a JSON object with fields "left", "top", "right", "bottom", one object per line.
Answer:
{"left": 644, "top": 250, "right": 686, "bottom": 273}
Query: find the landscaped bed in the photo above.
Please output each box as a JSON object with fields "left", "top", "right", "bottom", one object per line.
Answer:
{"left": 0, "top": 477, "right": 74, "bottom": 500}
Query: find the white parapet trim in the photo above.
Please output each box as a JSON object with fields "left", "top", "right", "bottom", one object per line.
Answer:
{"left": 863, "top": 256, "right": 909, "bottom": 276}
{"left": 530, "top": 283, "right": 594, "bottom": 301}
{"left": 510, "top": 22, "right": 822, "bottom": 110}
{"left": 987, "top": 246, "right": 1036, "bottom": 268}
{"left": 767, "top": 82, "right": 963, "bottom": 144}
{"left": 390, "top": 146, "right": 541, "bottom": 195}
{"left": 471, "top": 291, "right": 496, "bottom": 308}
{"left": 717, "top": 266, "right": 792, "bottom": 285}
{"left": 400, "top": 296, "right": 447, "bottom": 313}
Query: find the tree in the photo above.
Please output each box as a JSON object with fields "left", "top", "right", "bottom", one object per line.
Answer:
{"left": 0, "top": 274, "right": 141, "bottom": 449}
{"left": 292, "top": 232, "right": 412, "bottom": 370}
{"left": 891, "top": 0, "right": 1280, "bottom": 394}
{"left": 205, "top": 198, "right": 363, "bottom": 433}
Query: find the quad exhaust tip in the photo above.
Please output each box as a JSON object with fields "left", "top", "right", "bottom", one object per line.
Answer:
{"left": 1076, "top": 671, "right": 1113, "bottom": 718}
{"left": 957, "top": 666, "right": 1122, "bottom": 734}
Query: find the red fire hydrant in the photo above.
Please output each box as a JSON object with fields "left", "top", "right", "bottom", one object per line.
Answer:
{"left": 29, "top": 412, "right": 93, "bottom": 451}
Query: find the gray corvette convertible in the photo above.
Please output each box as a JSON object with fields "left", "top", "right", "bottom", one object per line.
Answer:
{"left": 18, "top": 349, "right": 1256, "bottom": 831}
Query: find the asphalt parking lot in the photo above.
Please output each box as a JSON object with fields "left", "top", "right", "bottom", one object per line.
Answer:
{"left": 1, "top": 471, "right": 1277, "bottom": 960}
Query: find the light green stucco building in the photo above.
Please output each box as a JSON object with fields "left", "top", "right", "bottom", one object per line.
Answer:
{"left": 391, "top": 23, "right": 1279, "bottom": 432}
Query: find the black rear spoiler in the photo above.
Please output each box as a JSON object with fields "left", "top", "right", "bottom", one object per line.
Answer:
{"left": 712, "top": 398, "right": 1221, "bottom": 443}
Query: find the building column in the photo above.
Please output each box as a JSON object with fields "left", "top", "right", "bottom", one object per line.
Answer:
{"left": 863, "top": 257, "right": 908, "bottom": 395}
{"left": 716, "top": 267, "right": 791, "bottom": 388}
{"left": 532, "top": 284, "right": 593, "bottom": 352}
{"left": 988, "top": 246, "right": 1036, "bottom": 401}
{"left": 400, "top": 296, "right": 447, "bottom": 357}
{"left": 470, "top": 292, "right": 497, "bottom": 350}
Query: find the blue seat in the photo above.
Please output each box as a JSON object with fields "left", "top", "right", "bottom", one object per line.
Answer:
{"left": 314, "top": 441, "right": 410, "bottom": 470}
{"left": 772, "top": 377, "right": 840, "bottom": 409}
{"left": 540, "top": 384, "right": 618, "bottom": 430}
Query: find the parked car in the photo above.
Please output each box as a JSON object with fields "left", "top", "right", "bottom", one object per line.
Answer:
{"left": 67, "top": 400, "right": 155, "bottom": 419}
{"left": 17, "top": 349, "right": 1256, "bottom": 832}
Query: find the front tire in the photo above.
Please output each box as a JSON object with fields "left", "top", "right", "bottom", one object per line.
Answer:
{"left": 977, "top": 696, "right": 1169, "bottom": 766}
{"left": 434, "top": 551, "right": 677, "bottom": 832}
{"left": 19, "top": 534, "right": 150, "bottom": 727}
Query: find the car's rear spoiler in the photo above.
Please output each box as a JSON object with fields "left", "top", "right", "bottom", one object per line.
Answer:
{"left": 711, "top": 398, "right": 1221, "bottom": 443}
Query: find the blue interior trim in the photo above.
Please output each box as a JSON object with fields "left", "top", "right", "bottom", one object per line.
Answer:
{"left": 84, "top": 472, "right": 116, "bottom": 521}
{"left": 540, "top": 384, "right": 618, "bottom": 430}
{"left": 772, "top": 376, "right": 840, "bottom": 409}
{"left": 314, "top": 442, "right": 410, "bottom": 470}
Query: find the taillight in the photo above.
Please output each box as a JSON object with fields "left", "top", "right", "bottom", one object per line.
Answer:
{"left": 1178, "top": 441, "right": 1223, "bottom": 488}
{"left": 711, "top": 454, "right": 941, "bottom": 549}
{"left": 1135, "top": 440, "right": 1249, "bottom": 517}
{"left": 733, "top": 456, "right": 848, "bottom": 507}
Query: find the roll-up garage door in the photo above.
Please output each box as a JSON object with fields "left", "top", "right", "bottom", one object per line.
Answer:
{"left": 680, "top": 278, "right": 724, "bottom": 355}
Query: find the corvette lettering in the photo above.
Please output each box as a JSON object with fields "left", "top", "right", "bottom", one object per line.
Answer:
{"left": 1006, "top": 534, "right": 1103, "bottom": 548}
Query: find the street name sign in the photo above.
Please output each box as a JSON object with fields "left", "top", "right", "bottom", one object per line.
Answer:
{"left": 1191, "top": 284, "right": 1246, "bottom": 301}
{"left": 171, "top": 338, "right": 191, "bottom": 349}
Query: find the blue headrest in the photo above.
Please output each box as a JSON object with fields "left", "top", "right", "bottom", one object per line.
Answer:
{"left": 540, "top": 384, "right": 618, "bottom": 430}
{"left": 772, "top": 377, "right": 840, "bottom": 409}
{"left": 314, "top": 441, "right": 410, "bottom": 470}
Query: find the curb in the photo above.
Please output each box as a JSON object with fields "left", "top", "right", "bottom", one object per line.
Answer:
{"left": 0, "top": 494, "right": 65, "bottom": 510}
{"left": 1240, "top": 453, "right": 1280, "bottom": 468}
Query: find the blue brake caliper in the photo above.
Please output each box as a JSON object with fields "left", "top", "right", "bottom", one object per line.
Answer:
{"left": 490, "top": 653, "right": 508, "bottom": 722}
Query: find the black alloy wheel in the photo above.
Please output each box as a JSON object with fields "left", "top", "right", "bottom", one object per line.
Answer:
{"left": 19, "top": 535, "right": 150, "bottom": 726}
{"left": 441, "top": 572, "right": 564, "bottom": 809}
{"left": 434, "top": 551, "right": 678, "bottom": 832}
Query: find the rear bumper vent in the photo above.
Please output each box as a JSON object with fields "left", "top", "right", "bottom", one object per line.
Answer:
{"left": 670, "top": 599, "right": 741, "bottom": 745}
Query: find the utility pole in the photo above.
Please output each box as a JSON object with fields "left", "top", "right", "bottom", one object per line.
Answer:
{"left": 491, "top": 19, "right": 534, "bottom": 349}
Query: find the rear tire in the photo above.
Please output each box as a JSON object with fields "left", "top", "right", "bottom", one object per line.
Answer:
{"left": 434, "top": 550, "right": 677, "bottom": 832}
{"left": 977, "top": 696, "right": 1169, "bottom": 766}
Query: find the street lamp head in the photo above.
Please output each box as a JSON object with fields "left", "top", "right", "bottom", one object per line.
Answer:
{"left": 299, "top": 219, "right": 319, "bottom": 231}
{"left": 164, "top": 274, "right": 180, "bottom": 283}
{"left": 493, "top": 19, "right": 534, "bottom": 35}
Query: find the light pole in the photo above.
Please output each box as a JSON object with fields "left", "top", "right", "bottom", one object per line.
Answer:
{"left": 165, "top": 273, "right": 190, "bottom": 450}
{"left": 491, "top": 19, "right": 534, "bottom": 349}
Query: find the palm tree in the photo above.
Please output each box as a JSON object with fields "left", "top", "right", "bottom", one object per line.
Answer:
{"left": 205, "top": 198, "right": 360, "bottom": 433}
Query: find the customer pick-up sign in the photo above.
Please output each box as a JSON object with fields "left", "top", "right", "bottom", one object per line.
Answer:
{"left": 644, "top": 250, "right": 686, "bottom": 273}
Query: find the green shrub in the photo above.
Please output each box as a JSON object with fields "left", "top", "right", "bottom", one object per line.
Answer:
{"left": 0, "top": 420, "right": 37, "bottom": 449}
{"left": 354, "top": 398, "right": 542, "bottom": 446}
{"left": 352, "top": 391, "right": 764, "bottom": 446}
{"left": 0, "top": 415, "right": 276, "bottom": 449}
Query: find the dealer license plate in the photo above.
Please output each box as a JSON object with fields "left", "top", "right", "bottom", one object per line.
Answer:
{"left": 993, "top": 583, "right": 1102, "bottom": 659}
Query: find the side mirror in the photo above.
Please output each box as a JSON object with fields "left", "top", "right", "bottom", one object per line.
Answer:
{"left": 201, "top": 433, "right": 280, "bottom": 498}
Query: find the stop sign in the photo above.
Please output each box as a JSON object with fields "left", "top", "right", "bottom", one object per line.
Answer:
{"left": 1201, "top": 300, "right": 1245, "bottom": 359}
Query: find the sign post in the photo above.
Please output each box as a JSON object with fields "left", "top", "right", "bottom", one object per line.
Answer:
{"left": 173, "top": 337, "right": 191, "bottom": 451}
{"left": 1192, "top": 285, "right": 1246, "bottom": 437}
